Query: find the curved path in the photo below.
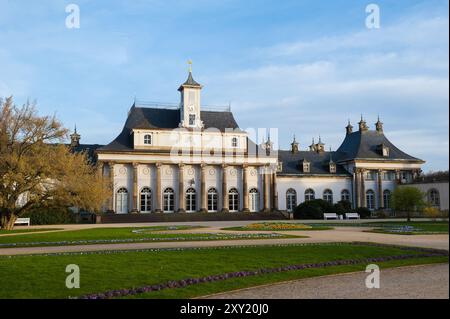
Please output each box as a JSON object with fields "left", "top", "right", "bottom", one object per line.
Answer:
{"left": 201, "top": 263, "right": 449, "bottom": 299}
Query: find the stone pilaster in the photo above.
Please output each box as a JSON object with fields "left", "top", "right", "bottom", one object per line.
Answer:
{"left": 272, "top": 171, "right": 278, "bottom": 211}
{"left": 154, "top": 163, "right": 162, "bottom": 213}
{"left": 262, "top": 166, "right": 270, "bottom": 213}
{"left": 377, "top": 169, "right": 383, "bottom": 209}
{"left": 354, "top": 168, "right": 360, "bottom": 208}
{"left": 108, "top": 162, "right": 115, "bottom": 212}
{"left": 131, "top": 163, "right": 139, "bottom": 213}
{"left": 360, "top": 169, "right": 366, "bottom": 207}
{"left": 177, "top": 164, "right": 186, "bottom": 213}
{"left": 242, "top": 165, "right": 249, "bottom": 213}
{"left": 221, "top": 164, "right": 229, "bottom": 213}
{"left": 200, "top": 164, "right": 207, "bottom": 213}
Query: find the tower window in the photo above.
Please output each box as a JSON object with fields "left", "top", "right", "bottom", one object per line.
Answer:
{"left": 189, "top": 114, "right": 196, "bottom": 126}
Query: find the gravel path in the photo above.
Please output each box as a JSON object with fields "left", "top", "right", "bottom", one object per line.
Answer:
{"left": 202, "top": 263, "right": 449, "bottom": 299}
{"left": 1, "top": 226, "right": 448, "bottom": 255}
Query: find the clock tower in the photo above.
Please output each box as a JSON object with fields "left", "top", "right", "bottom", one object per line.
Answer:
{"left": 178, "top": 62, "right": 204, "bottom": 129}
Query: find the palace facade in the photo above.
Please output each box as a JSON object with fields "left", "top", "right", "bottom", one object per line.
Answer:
{"left": 72, "top": 70, "right": 425, "bottom": 215}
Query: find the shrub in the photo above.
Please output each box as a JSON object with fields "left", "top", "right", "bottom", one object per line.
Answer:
{"left": 354, "top": 207, "right": 372, "bottom": 219}
{"left": 294, "top": 199, "right": 332, "bottom": 219}
{"left": 22, "top": 207, "right": 76, "bottom": 225}
{"left": 423, "top": 206, "right": 440, "bottom": 220}
{"left": 332, "top": 200, "right": 352, "bottom": 216}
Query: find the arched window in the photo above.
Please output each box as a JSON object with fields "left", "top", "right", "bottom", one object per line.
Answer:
{"left": 286, "top": 189, "right": 297, "bottom": 212}
{"left": 383, "top": 190, "right": 392, "bottom": 209}
{"left": 428, "top": 189, "right": 440, "bottom": 208}
{"left": 186, "top": 188, "right": 196, "bottom": 212}
{"left": 323, "top": 189, "right": 333, "bottom": 204}
{"left": 116, "top": 188, "right": 128, "bottom": 214}
{"left": 366, "top": 190, "right": 375, "bottom": 210}
{"left": 305, "top": 189, "right": 315, "bottom": 202}
{"left": 207, "top": 188, "right": 218, "bottom": 212}
{"left": 249, "top": 188, "right": 259, "bottom": 212}
{"left": 144, "top": 134, "right": 152, "bottom": 145}
{"left": 231, "top": 137, "right": 238, "bottom": 148}
{"left": 163, "top": 188, "right": 175, "bottom": 213}
{"left": 140, "top": 187, "right": 152, "bottom": 213}
{"left": 229, "top": 188, "right": 239, "bottom": 212}
{"left": 341, "top": 189, "right": 350, "bottom": 202}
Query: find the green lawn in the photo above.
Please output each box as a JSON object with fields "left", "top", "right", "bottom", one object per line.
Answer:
{"left": 0, "top": 226, "right": 298, "bottom": 248}
{"left": 223, "top": 222, "right": 332, "bottom": 231}
{"left": 0, "top": 243, "right": 446, "bottom": 299}
{"left": 0, "top": 228, "right": 62, "bottom": 235}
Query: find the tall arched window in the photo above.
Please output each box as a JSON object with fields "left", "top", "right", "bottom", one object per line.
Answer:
{"left": 305, "top": 189, "right": 315, "bottom": 201}
{"left": 323, "top": 189, "right": 333, "bottom": 204}
{"left": 140, "top": 187, "right": 152, "bottom": 213}
{"left": 163, "top": 188, "right": 175, "bottom": 213}
{"left": 207, "top": 188, "right": 218, "bottom": 212}
{"left": 186, "top": 188, "right": 197, "bottom": 212}
{"left": 341, "top": 189, "right": 350, "bottom": 202}
{"left": 366, "top": 190, "right": 375, "bottom": 210}
{"left": 286, "top": 189, "right": 297, "bottom": 212}
{"left": 249, "top": 188, "right": 259, "bottom": 212}
{"left": 229, "top": 188, "right": 239, "bottom": 212}
{"left": 116, "top": 188, "right": 128, "bottom": 214}
{"left": 383, "top": 190, "right": 392, "bottom": 209}
{"left": 428, "top": 189, "right": 440, "bottom": 208}
{"left": 144, "top": 134, "right": 152, "bottom": 145}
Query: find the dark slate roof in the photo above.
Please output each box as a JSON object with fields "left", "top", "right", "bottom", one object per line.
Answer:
{"left": 99, "top": 105, "right": 241, "bottom": 152}
{"left": 278, "top": 150, "right": 351, "bottom": 176}
{"left": 335, "top": 130, "right": 423, "bottom": 162}
{"left": 178, "top": 72, "right": 201, "bottom": 90}
{"left": 71, "top": 144, "right": 103, "bottom": 163}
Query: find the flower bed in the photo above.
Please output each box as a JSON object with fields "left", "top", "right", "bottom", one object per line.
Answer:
{"left": 224, "top": 222, "right": 332, "bottom": 231}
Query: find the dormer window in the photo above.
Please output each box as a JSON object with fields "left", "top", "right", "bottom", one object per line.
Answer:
{"left": 302, "top": 161, "right": 310, "bottom": 173}
{"left": 144, "top": 134, "right": 152, "bottom": 145}
{"left": 231, "top": 137, "right": 238, "bottom": 148}
{"left": 189, "top": 114, "right": 196, "bottom": 126}
{"left": 382, "top": 146, "right": 390, "bottom": 157}
{"left": 329, "top": 163, "right": 336, "bottom": 174}
{"left": 277, "top": 162, "right": 283, "bottom": 173}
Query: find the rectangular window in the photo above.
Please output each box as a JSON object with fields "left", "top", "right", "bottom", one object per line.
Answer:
{"left": 365, "top": 171, "right": 375, "bottom": 180}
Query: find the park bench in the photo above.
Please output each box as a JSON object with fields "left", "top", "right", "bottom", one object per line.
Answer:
{"left": 345, "top": 213, "right": 360, "bottom": 220}
{"left": 323, "top": 213, "right": 338, "bottom": 220}
{"left": 14, "top": 218, "right": 31, "bottom": 226}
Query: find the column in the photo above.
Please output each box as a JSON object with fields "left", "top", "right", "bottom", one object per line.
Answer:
{"left": 360, "top": 169, "right": 366, "bottom": 207}
{"left": 132, "top": 163, "right": 139, "bottom": 213}
{"left": 177, "top": 164, "right": 185, "bottom": 213}
{"left": 354, "top": 168, "right": 360, "bottom": 208}
{"left": 272, "top": 171, "right": 279, "bottom": 211}
{"left": 155, "top": 163, "right": 162, "bottom": 213}
{"left": 242, "top": 165, "right": 249, "bottom": 213}
{"left": 97, "top": 161, "right": 104, "bottom": 178}
{"left": 378, "top": 169, "right": 383, "bottom": 209}
{"left": 108, "top": 162, "right": 115, "bottom": 212}
{"left": 221, "top": 164, "right": 229, "bottom": 213}
{"left": 263, "top": 166, "right": 270, "bottom": 213}
{"left": 200, "top": 164, "right": 207, "bottom": 213}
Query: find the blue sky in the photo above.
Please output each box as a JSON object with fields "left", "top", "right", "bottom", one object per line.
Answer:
{"left": 0, "top": 0, "right": 448, "bottom": 171}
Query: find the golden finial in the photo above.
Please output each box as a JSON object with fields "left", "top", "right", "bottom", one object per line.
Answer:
{"left": 187, "top": 60, "right": 193, "bottom": 73}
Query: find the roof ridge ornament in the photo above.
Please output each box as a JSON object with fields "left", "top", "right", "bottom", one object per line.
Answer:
{"left": 358, "top": 115, "right": 369, "bottom": 132}
{"left": 375, "top": 115, "right": 383, "bottom": 133}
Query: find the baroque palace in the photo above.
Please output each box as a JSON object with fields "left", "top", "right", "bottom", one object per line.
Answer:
{"left": 71, "top": 69, "right": 425, "bottom": 216}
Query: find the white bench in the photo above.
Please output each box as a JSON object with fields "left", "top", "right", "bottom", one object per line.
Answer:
{"left": 345, "top": 213, "right": 360, "bottom": 220}
{"left": 14, "top": 218, "right": 31, "bottom": 226}
{"left": 323, "top": 213, "right": 338, "bottom": 220}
